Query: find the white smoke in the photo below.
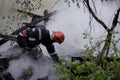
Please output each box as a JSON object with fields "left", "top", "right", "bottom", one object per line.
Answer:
{"left": 45, "top": 0, "right": 120, "bottom": 56}
{"left": 0, "top": 45, "right": 55, "bottom": 80}
{"left": 8, "top": 53, "right": 53, "bottom": 80}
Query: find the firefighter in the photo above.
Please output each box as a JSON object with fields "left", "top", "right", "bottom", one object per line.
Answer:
{"left": 17, "top": 25, "right": 65, "bottom": 63}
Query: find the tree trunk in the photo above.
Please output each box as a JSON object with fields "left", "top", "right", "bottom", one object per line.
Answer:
{"left": 84, "top": 0, "right": 120, "bottom": 66}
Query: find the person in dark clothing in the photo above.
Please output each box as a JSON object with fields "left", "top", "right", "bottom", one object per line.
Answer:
{"left": 17, "top": 25, "right": 65, "bottom": 63}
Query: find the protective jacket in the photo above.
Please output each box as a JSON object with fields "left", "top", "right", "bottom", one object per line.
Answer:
{"left": 17, "top": 25, "right": 56, "bottom": 56}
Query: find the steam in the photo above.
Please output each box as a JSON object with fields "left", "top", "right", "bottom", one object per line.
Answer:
{"left": 8, "top": 53, "right": 53, "bottom": 80}
{"left": 46, "top": 0, "right": 120, "bottom": 56}
{"left": 0, "top": 45, "right": 54, "bottom": 80}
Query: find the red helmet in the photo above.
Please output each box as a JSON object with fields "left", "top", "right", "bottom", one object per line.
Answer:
{"left": 53, "top": 31, "right": 65, "bottom": 44}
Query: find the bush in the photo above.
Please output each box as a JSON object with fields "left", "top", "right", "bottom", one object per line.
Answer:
{"left": 56, "top": 56, "right": 120, "bottom": 80}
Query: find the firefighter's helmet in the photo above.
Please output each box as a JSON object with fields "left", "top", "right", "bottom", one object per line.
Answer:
{"left": 53, "top": 31, "right": 65, "bottom": 44}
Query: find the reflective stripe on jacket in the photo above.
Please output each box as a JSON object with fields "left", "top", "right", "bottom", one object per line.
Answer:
{"left": 17, "top": 26, "right": 55, "bottom": 53}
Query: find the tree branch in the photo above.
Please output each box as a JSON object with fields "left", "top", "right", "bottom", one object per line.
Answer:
{"left": 84, "top": 0, "right": 109, "bottom": 31}
{"left": 110, "top": 7, "right": 120, "bottom": 31}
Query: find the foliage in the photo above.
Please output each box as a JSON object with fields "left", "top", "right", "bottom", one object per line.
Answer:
{"left": 1, "top": 0, "right": 42, "bottom": 34}
{"left": 56, "top": 0, "right": 120, "bottom": 79}
{"left": 0, "top": 0, "right": 42, "bottom": 45}
{"left": 56, "top": 40, "right": 120, "bottom": 80}
{"left": 56, "top": 23, "right": 120, "bottom": 79}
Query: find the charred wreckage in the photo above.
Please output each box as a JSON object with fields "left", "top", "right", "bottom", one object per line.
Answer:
{"left": 0, "top": 9, "right": 56, "bottom": 80}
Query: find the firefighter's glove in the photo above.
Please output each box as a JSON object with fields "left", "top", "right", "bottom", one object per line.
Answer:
{"left": 50, "top": 53, "right": 60, "bottom": 65}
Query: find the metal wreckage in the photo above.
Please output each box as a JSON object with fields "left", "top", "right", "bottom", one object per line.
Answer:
{"left": 0, "top": 9, "right": 56, "bottom": 80}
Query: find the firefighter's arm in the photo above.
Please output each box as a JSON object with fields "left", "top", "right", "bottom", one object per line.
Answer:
{"left": 45, "top": 44, "right": 60, "bottom": 63}
{"left": 50, "top": 52, "right": 60, "bottom": 63}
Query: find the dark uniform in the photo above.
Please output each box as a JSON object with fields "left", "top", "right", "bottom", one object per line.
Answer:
{"left": 17, "top": 26, "right": 59, "bottom": 62}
